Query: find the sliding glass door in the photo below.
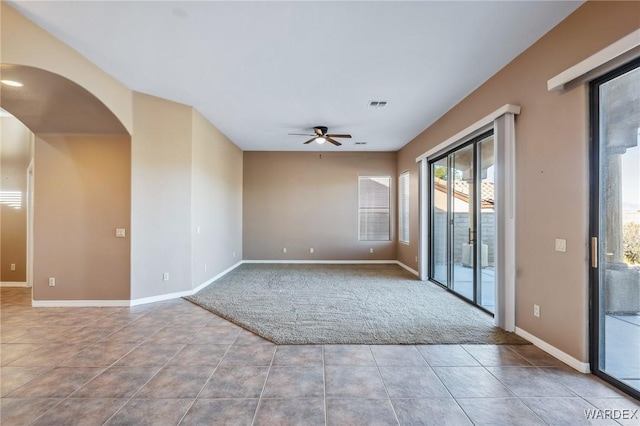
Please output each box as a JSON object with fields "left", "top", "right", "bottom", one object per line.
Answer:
{"left": 590, "top": 58, "right": 640, "bottom": 399}
{"left": 429, "top": 131, "right": 495, "bottom": 313}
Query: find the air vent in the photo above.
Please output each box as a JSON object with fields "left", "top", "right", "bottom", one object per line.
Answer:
{"left": 355, "top": 142, "right": 367, "bottom": 145}
{"left": 368, "top": 101, "right": 387, "bottom": 109}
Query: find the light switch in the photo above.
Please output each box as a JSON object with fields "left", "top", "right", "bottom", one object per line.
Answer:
{"left": 116, "top": 228, "right": 126, "bottom": 238}
{"left": 555, "top": 238, "right": 566, "bottom": 252}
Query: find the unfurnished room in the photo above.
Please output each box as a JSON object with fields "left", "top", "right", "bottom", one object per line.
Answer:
{"left": 1, "top": 1, "right": 639, "bottom": 425}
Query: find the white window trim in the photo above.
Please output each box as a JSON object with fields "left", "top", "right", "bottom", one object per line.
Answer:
{"left": 417, "top": 103, "right": 520, "bottom": 332}
{"left": 398, "top": 171, "right": 410, "bottom": 245}
{"left": 548, "top": 28, "right": 640, "bottom": 92}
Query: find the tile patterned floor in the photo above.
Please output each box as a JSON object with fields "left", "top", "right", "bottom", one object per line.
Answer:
{"left": 1, "top": 287, "right": 639, "bottom": 425}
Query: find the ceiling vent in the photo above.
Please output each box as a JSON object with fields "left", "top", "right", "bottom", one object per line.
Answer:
{"left": 368, "top": 101, "right": 387, "bottom": 109}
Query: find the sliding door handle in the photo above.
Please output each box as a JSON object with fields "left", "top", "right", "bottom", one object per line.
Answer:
{"left": 591, "top": 237, "right": 598, "bottom": 268}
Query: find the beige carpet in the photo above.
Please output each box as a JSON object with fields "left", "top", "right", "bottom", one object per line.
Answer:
{"left": 187, "top": 263, "right": 530, "bottom": 345}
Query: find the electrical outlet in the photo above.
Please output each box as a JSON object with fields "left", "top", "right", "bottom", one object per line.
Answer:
{"left": 204, "top": 264, "right": 207, "bottom": 272}
{"left": 283, "top": 248, "right": 287, "bottom": 254}
{"left": 415, "top": 256, "right": 418, "bottom": 263}
{"left": 369, "top": 248, "right": 374, "bottom": 254}
{"left": 534, "top": 304, "right": 540, "bottom": 318}
{"left": 233, "top": 251, "right": 236, "bottom": 258}
{"left": 310, "top": 248, "right": 314, "bottom": 254}
{"left": 49, "top": 277, "right": 56, "bottom": 287}
{"left": 115, "top": 228, "right": 126, "bottom": 238}
{"left": 10, "top": 263, "right": 16, "bottom": 271}
{"left": 163, "top": 272, "right": 169, "bottom": 281}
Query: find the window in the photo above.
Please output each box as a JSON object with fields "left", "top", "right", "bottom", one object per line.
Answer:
{"left": 358, "top": 176, "right": 390, "bottom": 241}
{"left": 398, "top": 172, "right": 410, "bottom": 244}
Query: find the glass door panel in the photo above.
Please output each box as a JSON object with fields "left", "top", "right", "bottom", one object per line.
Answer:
{"left": 451, "top": 144, "right": 475, "bottom": 301}
{"left": 431, "top": 157, "right": 449, "bottom": 286}
{"left": 592, "top": 60, "right": 640, "bottom": 398}
{"left": 478, "top": 135, "right": 496, "bottom": 313}
{"left": 429, "top": 131, "right": 495, "bottom": 313}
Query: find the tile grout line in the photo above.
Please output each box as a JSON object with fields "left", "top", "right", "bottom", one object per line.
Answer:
{"left": 322, "top": 345, "right": 327, "bottom": 426}
{"left": 249, "top": 343, "right": 278, "bottom": 426}
{"left": 368, "top": 345, "right": 401, "bottom": 426}
{"left": 416, "top": 345, "right": 477, "bottom": 425}
{"left": 93, "top": 304, "right": 201, "bottom": 425}
{"left": 176, "top": 325, "right": 242, "bottom": 425}
{"left": 14, "top": 312, "right": 159, "bottom": 426}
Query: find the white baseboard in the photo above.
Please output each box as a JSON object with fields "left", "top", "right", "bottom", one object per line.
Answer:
{"left": 242, "top": 259, "right": 399, "bottom": 264}
{"left": 243, "top": 259, "right": 419, "bottom": 277}
{"left": 515, "top": 327, "right": 590, "bottom": 373}
{"left": 130, "top": 261, "right": 244, "bottom": 306}
{"left": 26, "top": 260, "right": 415, "bottom": 308}
{"left": 129, "top": 290, "right": 193, "bottom": 306}
{"left": 32, "top": 299, "right": 130, "bottom": 307}
{"left": 192, "top": 261, "right": 243, "bottom": 294}
{"left": 396, "top": 261, "right": 419, "bottom": 276}
{"left": 1, "top": 281, "right": 29, "bottom": 287}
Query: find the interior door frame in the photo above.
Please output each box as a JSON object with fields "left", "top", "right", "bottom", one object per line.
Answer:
{"left": 589, "top": 56, "right": 640, "bottom": 400}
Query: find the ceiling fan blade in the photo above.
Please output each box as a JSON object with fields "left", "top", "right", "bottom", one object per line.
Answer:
{"left": 288, "top": 133, "right": 315, "bottom": 136}
{"left": 326, "top": 134, "right": 352, "bottom": 139}
{"left": 303, "top": 137, "right": 316, "bottom": 144}
{"left": 326, "top": 137, "right": 342, "bottom": 146}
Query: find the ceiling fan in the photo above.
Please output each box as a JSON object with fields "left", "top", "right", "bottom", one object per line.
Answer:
{"left": 289, "top": 126, "right": 352, "bottom": 146}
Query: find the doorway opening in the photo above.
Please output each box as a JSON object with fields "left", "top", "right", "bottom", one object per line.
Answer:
{"left": 428, "top": 130, "right": 496, "bottom": 314}
{"left": 590, "top": 57, "right": 640, "bottom": 399}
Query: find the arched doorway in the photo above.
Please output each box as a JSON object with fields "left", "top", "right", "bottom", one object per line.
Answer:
{"left": 1, "top": 64, "right": 132, "bottom": 304}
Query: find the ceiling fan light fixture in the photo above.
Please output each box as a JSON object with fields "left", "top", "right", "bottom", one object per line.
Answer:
{"left": 315, "top": 136, "right": 326, "bottom": 144}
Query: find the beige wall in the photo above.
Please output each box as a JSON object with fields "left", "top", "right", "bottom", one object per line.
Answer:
{"left": 0, "top": 116, "right": 32, "bottom": 283}
{"left": 2, "top": 3, "right": 245, "bottom": 303}
{"left": 398, "top": 1, "right": 640, "bottom": 362}
{"left": 244, "top": 151, "right": 397, "bottom": 260}
{"left": 130, "top": 93, "right": 193, "bottom": 299}
{"left": 33, "top": 134, "right": 131, "bottom": 300}
{"left": 191, "top": 110, "right": 243, "bottom": 287}
{"left": 1, "top": 2, "right": 133, "bottom": 133}
{"left": 130, "top": 95, "right": 244, "bottom": 300}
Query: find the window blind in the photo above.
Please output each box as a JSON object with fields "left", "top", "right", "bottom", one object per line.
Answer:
{"left": 358, "top": 176, "right": 390, "bottom": 241}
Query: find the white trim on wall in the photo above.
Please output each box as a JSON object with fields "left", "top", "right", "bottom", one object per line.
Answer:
{"left": 191, "top": 260, "right": 243, "bottom": 294}
{"left": 28, "top": 260, "right": 421, "bottom": 307}
{"left": 416, "top": 104, "right": 520, "bottom": 332}
{"left": 1, "top": 282, "right": 29, "bottom": 287}
{"left": 129, "top": 290, "right": 193, "bottom": 307}
{"left": 32, "top": 299, "right": 130, "bottom": 307}
{"left": 548, "top": 28, "right": 640, "bottom": 92}
{"left": 243, "top": 259, "right": 399, "bottom": 265}
{"left": 415, "top": 104, "right": 521, "bottom": 163}
{"left": 516, "top": 327, "right": 590, "bottom": 373}
{"left": 396, "top": 261, "right": 419, "bottom": 277}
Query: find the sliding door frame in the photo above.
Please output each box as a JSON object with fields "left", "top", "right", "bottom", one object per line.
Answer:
{"left": 416, "top": 104, "right": 520, "bottom": 331}
{"left": 428, "top": 132, "right": 490, "bottom": 312}
{"left": 589, "top": 56, "right": 640, "bottom": 400}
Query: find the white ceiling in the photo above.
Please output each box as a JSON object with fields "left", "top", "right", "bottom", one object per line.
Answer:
{"left": 8, "top": 1, "right": 582, "bottom": 151}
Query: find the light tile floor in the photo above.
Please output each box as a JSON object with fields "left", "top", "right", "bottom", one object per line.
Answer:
{"left": 2, "top": 287, "right": 639, "bottom": 425}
